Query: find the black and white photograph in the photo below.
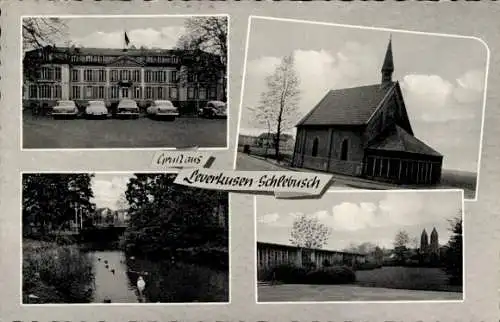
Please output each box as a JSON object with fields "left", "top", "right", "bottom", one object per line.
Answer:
{"left": 236, "top": 17, "right": 488, "bottom": 200}
{"left": 22, "top": 15, "right": 228, "bottom": 149}
{"left": 22, "top": 172, "right": 229, "bottom": 304}
{"left": 255, "top": 190, "right": 464, "bottom": 302}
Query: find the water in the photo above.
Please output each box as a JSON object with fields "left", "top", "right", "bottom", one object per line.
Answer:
{"left": 86, "top": 249, "right": 228, "bottom": 303}
{"left": 89, "top": 250, "right": 141, "bottom": 303}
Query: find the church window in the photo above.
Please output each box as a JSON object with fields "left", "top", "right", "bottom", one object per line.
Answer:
{"left": 311, "top": 137, "right": 319, "bottom": 157}
{"left": 340, "top": 139, "right": 348, "bottom": 161}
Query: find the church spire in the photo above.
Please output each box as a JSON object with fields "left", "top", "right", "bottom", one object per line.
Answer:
{"left": 381, "top": 36, "right": 394, "bottom": 86}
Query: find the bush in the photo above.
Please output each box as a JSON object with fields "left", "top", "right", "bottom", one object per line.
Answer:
{"left": 23, "top": 242, "right": 94, "bottom": 303}
{"left": 354, "top": 262, "right": 382, "bottom": 271}
{"left": 304, "top": 266, "right": 356, "bottom": 285}
{"left": 261, "top": 264, "right": 307, "bottom": 284}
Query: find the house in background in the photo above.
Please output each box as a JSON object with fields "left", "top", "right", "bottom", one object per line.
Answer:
{"left": 291, "top": 39, "right": 443, "bottom": 185}
{"left": 257, "top": 133, "right": 295, "bottom": 153}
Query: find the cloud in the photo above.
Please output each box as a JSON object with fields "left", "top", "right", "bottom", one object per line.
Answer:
{"left": 72, "top": 27, "right": 185, "bottom": 49}
{"left": 92, "top": 175, "right": 131, "bottom": 209}
{"left": 329, "top": 202, "right": 378, "bottom": 231}
{"left": 453, "top": 69, "right": 485, "bottom": 104}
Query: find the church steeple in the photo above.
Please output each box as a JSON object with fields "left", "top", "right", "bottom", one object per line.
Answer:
{"left": 381, "top": 36, "right": 394, "bottom": 86}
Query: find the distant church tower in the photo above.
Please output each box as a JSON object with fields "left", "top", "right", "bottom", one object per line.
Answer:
{"left": 420, "top": 229, "right": 429, "bottom": 252}
{"left": 381, "top": 37, "right": 394, "bottom": 87}
{"left": 430, "top": 227, "right": 439, "bottom": 254}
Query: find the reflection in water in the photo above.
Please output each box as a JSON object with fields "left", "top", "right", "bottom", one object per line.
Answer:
{"left": 87, "top": 250, "right": 228, "bottom": 303}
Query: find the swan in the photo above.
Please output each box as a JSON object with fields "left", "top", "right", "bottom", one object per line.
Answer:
{"left": 105, "top": 264, "right": 109, "bottom": 269}
{"left": 137, "top": 276, "right": 146, "bottom": 294}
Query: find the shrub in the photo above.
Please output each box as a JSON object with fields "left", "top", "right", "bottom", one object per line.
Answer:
{"left": 23, "top": 242, "right": 94, "bottom": 303}
{"left": 304, "top": 266, "right": 356, "bottom": 285}
{"left": 354, "top": 262, "right": 382, "bottom": 271}
{"left": 264, "top": 264, "right": 307, "bottom": 284}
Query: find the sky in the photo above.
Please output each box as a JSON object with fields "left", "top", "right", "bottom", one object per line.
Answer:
{"left": 52, "top": 17, "right": 188, "bottom": 49}
{"left": 239, "top": 18, "right": 488, "bottom": 172}
{"left": 91, "top": 173, "right": 132, "bottom": 210}
{"left": 256, "top": 190, "right": 462, "bottom": 251}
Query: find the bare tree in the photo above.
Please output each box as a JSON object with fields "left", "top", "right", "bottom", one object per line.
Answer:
{"left": 22, "top": 17, "right": 67, "bottom": 50}
{"left": 177, "top": 16, "right": 227, "bottom": 68}
{"left": 255, "top": 54, "right": 300, "bottom": 161}
{"left": 115, "top": 193, "right": 129, "bottom": 210}
{"left": 176, "top": 17, "right": 228, "bottom": 99}
{"left": 289, "top": 214, "right": 331, "bottom": 249}
{"left": 394, "top": 230, "right": 410, "bottom": 248}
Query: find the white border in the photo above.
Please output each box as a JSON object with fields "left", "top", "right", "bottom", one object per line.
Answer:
{"left": 20, "top": 14, "right": 231, "bottom": 152}
{"left": 19, "top": 170, "right": 232, "bottom": 306}
{"left": 233, "top": 16, "right": 491, "bottom": 202}
{"left": 253, "top": 188, "right": 466, "bottom": 304}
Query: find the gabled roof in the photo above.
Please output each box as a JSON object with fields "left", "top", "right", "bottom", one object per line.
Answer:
{"left": 297, "top": 82, "right": 396, "bottom": 126}
{"left": 257, "top": 132, "right": 294, "bottom": 140}
{"left": 368, "top": 125, "right": 442, "bottom": 157}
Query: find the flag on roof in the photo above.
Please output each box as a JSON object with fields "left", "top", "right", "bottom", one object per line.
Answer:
{"left": 124, "top": 32, "right": 130, "bottom": 47}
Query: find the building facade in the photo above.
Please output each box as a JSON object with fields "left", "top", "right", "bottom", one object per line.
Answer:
{"left": 23, "top": 46, "right": 226, "bottom": 115}
{"left": 257, "top": 241, "right": 366, "bottom": 279}
{"left": 292, "top": 40, "right": 443, "bottom": 185}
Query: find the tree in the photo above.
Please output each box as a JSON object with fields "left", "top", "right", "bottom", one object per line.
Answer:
{"left": 393, "top": 230, "right": 410, "bottom": 264}
{"left": 374, "top": 246, "right": 384, "bottom": 266}
{"left": 255, "top": 54, "right": 301, "bottom": 161}
{"left": 176, "top": 17, "right": 228, "bottom": 99}
{"left": 443, "top": 215, "right": 463, "bottom": 285}
{"left": 22, "top": 18, "right": 67, "bottom": 84}
{"left": 115, "top": 193, "right": 129, "bottom": 210}
{"left": 22, "top": 173, "right": 95, "bottom": 235}
{"left": 344, "top": 242, "right": 377, "bottom": 254}
{"left": 23, "top": 17, "right": 67, "bottom": 50}
{"left": 289, "top": 214, "right": 331, "bottom": 249}
{"left": 123, "top": 174, "right": 228, "bottom": 263}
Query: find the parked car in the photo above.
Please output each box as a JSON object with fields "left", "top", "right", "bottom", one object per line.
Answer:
{"left": 198, "top": 101, "right": 227, "bottom": 119}
{"left": 146, "top": 100, "right": 179, "bottom": 121}
{"left": 116, "top": 99, "right": 140, "bottom": 118}
{"left": 85, "top": 100, "right": 108, "bottom": 119}
{"left": 52, "top": 100, "right": 79, "bottom": 119}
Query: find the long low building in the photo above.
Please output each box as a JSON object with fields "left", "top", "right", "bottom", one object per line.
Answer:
{"left": 257, "top": 241, "right": 366, "bottom": 276}
{"left": 22, "top": 45, "right": 226, "bottom": 115}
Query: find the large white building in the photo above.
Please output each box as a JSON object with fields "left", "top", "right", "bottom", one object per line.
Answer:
{"left": 23, "top": 45, "right": 226, "bottom": 114}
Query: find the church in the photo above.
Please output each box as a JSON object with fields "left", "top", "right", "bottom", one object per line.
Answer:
{"left": 291, "top": 39, "right": 443, "bottom": 185}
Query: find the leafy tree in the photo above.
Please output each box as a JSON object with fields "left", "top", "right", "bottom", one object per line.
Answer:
{"left": 176, "top": 16, "right": 228, "bottom": 99}
{"left": 255, "top": 54, "right": 301, "bottom": 161}
{"left": 289, "top": 214, "right": 330, "bottom": 249}
{"left": 22, "top": 173, "right": 95, "bottom": 235}
{"left": 443, "top": 215, "right": 463, "bottom": 285}
{"left": 123, "top": 174, "right": 228, "bottom": 263}
{"left": 344, "top": 242, "right": 377, "bottom": 254}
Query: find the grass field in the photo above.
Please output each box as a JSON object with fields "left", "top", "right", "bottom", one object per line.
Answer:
{"left": 355, "top": 266, "right": 462, "bottom": 293}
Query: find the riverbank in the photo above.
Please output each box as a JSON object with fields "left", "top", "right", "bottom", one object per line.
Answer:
{"left": 23, "top": 238, "right": 229, "bottom": 303}
{"left": 23, "top": 239, "right": 94, "bottom": 303}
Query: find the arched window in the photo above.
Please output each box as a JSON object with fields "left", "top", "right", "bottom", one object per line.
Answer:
{"left": 312, "top": 137, "right": 319, "bottom": 157}
{"left": 340, "top": 139, "right": 349, "bottom": 161}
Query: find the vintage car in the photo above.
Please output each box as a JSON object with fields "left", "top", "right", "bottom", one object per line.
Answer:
{"left": 85, "top": 100, "right": 108, "bottom": 119}
{"left": 198, "top": 101, "right": 227, "bottom": 119}
{"left": 146, "top": 100, "right": 179, "bottom": 121}
{"left": 52, "top": 100, "right": 79, "bottom": 119}
{"left": 116, "top": 99, "right": 140, "bottom": 118}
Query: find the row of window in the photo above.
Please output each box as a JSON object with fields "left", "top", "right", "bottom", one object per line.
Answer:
{"left": 70, "top": 55, "right": 180, "bottom": 65}
{"left": 71, "top": 68, "right": 179, "bottom": 83}
{"left": 71, "top": 85, "right": 180, "bottom": 100}
{"left": 29, "top": 84, "right": 62, "bottom": 99}
{"left": 35, "top": 67, "right": 62, "bottom": 81}
{"left": 187, "top": 87, "right": 218, "bottom": 100}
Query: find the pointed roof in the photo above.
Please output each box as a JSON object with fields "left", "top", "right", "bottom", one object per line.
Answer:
{"left": 421, "top": 228, "right": 428, "bottom": 235}
{"left": 381, "top": 37, "right": 394, "bottom": 73}
{"left": 297, "top": 82, "right": 396, "bottom": 126}
{"left": 431, "top": 227, "right": 438, "bottom": 236}
{"left": 368, "top": 125, "right": 442, "bottom": 157}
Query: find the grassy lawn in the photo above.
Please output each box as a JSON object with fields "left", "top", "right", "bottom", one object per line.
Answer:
{"left": 355, "top": 266, "right": 462, "bottom": 292}
{"left": 257, "top": 284, "right": 463, "bottom": 302}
